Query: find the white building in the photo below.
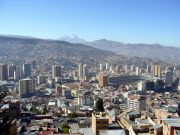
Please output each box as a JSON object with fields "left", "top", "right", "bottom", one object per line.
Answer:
{"left": 127, "top": 95, "right": 146, "bottom": 111}
{"left": 83, "top": 64, "right": 88, "bottom": 77}
{"left": 78, "top": 63, "right": 83, "bottom": 78}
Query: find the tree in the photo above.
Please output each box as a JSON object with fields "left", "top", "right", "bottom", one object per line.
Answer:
{"left": 42, "top": 105, "right": 48, "bottom": 115}
{"left": 30, "top": 106, "right": 34, "bottom": 112}
{"left": 67, "top": 112, "right": 78, "bottom": 118}
{"left": 55, "top": 112, "right": 61, "bottom": 118}
{"left": 95, "top": 97, "right": 105, "bottom": 112}
{"left": 23, "top": 107, "right": 28, "bottom": 111}
{"left": 61, "top": 124, "right": 70, "bottom": 134}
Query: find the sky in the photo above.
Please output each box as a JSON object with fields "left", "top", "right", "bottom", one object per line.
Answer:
{"left": 0, "top": 0, "right": 180, "bottom": 46}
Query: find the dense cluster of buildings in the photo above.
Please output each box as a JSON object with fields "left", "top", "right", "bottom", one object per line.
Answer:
{"left": 0, "top": 61, "right": 180, "bottom": 135}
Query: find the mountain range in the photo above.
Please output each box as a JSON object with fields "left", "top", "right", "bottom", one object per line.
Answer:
{"left": 60, "top": 35, "right": 180, "bottom": 64}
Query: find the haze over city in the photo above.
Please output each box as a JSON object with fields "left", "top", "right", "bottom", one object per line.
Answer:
{"left": 1, "top": 1, "right": 180, "bottom": 135}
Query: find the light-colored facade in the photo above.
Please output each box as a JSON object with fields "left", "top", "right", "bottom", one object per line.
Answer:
{"left": 83, "top": 64, "right": 88, "bottom": 77}
{"left": 37, "top": 75, "right": 46, "bottom": 85}
{"left": 52, "top": 65, "right": 61, "bottom": 79}
{"left": 92, "top": 112, "right": 109, "bottom": 135}
{"left": 127, "top": 95, "right": 146, "bottom": 111}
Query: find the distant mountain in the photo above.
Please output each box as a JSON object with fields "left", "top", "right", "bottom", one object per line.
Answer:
{"left": 84, "top": 39, "right": 180, "bottom": 63}
{"left": 59, "top": 35, "right": 85, "bottom": 43}
{"left": 0, "top": 35, "right": 121, "bottom": 69}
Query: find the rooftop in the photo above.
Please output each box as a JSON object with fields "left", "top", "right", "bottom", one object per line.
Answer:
{"left": 162, "top": 118, "right": 180, "bottom": 127}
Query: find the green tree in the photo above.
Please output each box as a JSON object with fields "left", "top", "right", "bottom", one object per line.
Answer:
{"left": 67, "top": 112, "right": 77, "bottom": 118}
{"left": 55, "top": 112, "right": 61, "bottom": 118}
{"left": 61, "top": 124, "right": 70, "bottom": 134}
{"left": 30, "top": 106, "right": 34, "bottom": 112}
{"left": 42, "top": 105, "right": 48, "bottom": 115}
{"left": 95, "top": 98, "right": 105, "bottom": 112}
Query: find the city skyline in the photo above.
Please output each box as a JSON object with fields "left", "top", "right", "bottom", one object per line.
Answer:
{"left": 0, "top": 0, "right": 180, "bottom": 46}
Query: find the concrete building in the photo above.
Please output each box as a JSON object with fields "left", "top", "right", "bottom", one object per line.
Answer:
{"left": 22, "top": 63, "right": 32, "bottom": 78}
{"left": 99, "top": 73, "right": 108, "bottom": 87}
{"left": 92, "top": 112, "right": 109, "bottom": 135}
{"left": 135, "top": 67, "right": 139, "bottom": 76}
{"left": 19, "top": 78, "right": 35, "bottom": 98}
{"left": 162, "top": 118, "right": 180, "bottom": 135}
{"left": 14, "top": 70, "right": 20, "bottom": 80}
{"left": 9, "top": 99, "right": 20, "bottom": 119}
{"left": 78, "top": 63, "right": 83, "bottom": 78}
{"left": 83, "top": 64, "right": 88, "bottom": 77}
{"left": 0, "top": 64, "right": 8, "bottom": 81}
{"left": 137, "top": 81, "right": 145, "bottom": 92}
{"left": 56, "top": 84, "right": 62, "bottom": 95}
{"left": 99, "top": 63, "right": 104, "bottom": 71}
{"left": 78, "top": 95, "right": 91, "bottom": 106}
{"left": 147, "top": 65, "right": 151, "bottom": 73}
{"left": 37, "top": 75, "right": 46, "bottom": 85}
{"left": 106, "top": 62, "right": 109, "bottom": 71}
{"left": 52, "top": 65, "right": 61, "bottom": 79}
{"left": 8, "top": 64, "right": 16, "bottom": 78}
{"left": 115, "top": 65, "right": 120, "bottom": 74}
{"left": 127, "top": 95, "right": 146, "bottom": 111}
{"left": 152, "top": 64, "right": 161, "bottom": 78}
{"left": 165, "top": 70, "right": 173, "bottom": 84}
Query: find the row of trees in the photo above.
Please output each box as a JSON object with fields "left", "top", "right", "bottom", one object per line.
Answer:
{"left": 22, "top": 105, "right": 48, "bottom": 115}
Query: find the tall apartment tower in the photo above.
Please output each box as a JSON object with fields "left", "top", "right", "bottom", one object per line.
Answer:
{"left": 147, "top": 65, "right": 151, "bottom": 73}
{"left": 83, "top": 64, "right": 88, "bottom": 77}
{"left": 0, "top": 64, "right": 8, "bottom": 81}
{"left": 8, "top": 64, "right": 16, "bottom": 78}
{"left": 37, "top": 75, "right": 46, "bottom": 85}
{"left": 151, "top": 64, "right": 161, "bottom": 78}
{"left": 78, "top": 63, "right": 83, "bottom": 78}
{"left": 52, "top": 65, "right": 61, "bottom": 79}
{"left": 19, "top": 78, "right": 35, "bottom": 98}
{"left": 23, "top": 63, "right": 32, "bottom": 78}
{"left": 127, "top": 95, "right": 146, "bottom": 111}
{"left": 99, "top": 63, "right": 103, "bottom": 71}
{"left": 99, "top": 73, "right": 108, "bottom": 87}
{"left": 105, "top": 62, "right": 109, "bottom": 70}
{"left": 165, "top": 70, "right": 173, "bottom": 84}
{"left": 92, "top": 112, "right": 109, "bottom": 135}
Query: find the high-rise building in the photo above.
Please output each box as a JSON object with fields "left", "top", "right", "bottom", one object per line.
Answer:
{"left": 127, "top": 95, "right": 146, "bottom": 111}
{"left": 151, "top": 64, "right": 161, "bottom": 78}
{"left": 9, "top": 99, "right": 20, "bottom": 119}
{"left": 155, "top": 64, "right": 161, "bottom": 78}
{"left": 37, "top": 75, "right": 46, "bottom": 85}
{"left": 130, "top": 65, "right": 134, "bottom": 71}
{"left": 135, "top": 67, "right": 139, "bottom": 76}
{"left": 99, "top": 63, "right": 103, "bottom": 71}
{"left": 147, "top": 65, "right": 151, "bottom": 73}
{"left": 105, "top": 62, "right": 109, "bottom": 70}
{"left": 8, "top": 64, "right": 16, "bottom": 78}
{"left": 78, "top": 63, "right": 83, "bottom": 78}
{"left": 14, "top": 70, "right": 20, "bottom": 80}
{"left": 109, "top": 64, "right": 115, "bottom": 72}
{"left": 165, "top": 70, "right": 173, "bottom": 84}
{"left": 0, "top": 64, "right": 8, "bottom": 81}
{"left": 23, "top": 63, "right": 32, "bottom": 78}
{"left": 52, "top": 65, "right": 61, "bottom": 79}
{"left": 92, "top": 112, "right": 109, "bottom": 135}
{"left": 99, "top": 73, "right": 108, "bottom": 87}
{"left": 19, "top": 78, "right": 35, "bottom": 98}
{"left": 115, "top": 65, "right": 120, "bottom": 74}
{"left": 83, "top": 64, "right": 88, "bottom": 77}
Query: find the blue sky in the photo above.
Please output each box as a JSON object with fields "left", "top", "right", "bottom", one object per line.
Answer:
{"left": 0, "top": 0, "right": 180, "bottom": 46}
